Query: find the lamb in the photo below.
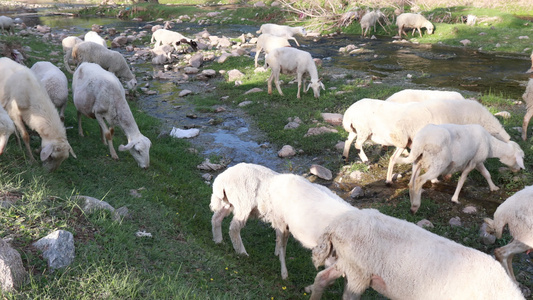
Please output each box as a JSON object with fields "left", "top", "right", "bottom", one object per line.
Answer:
{"left": 254, "top": 33, "right": 291, "bottom": 68}
{"left": 72, "top": 62, "right": 151, "bottom": 169}
{"left": 257, "top": 23, "right": 306, "bottom": 47}
{"left": 84, "top": 31, "right": 107, "bottom": 48}
{"left": 396, "top": 13, "right": 434, "bottom": 38}
{"left": 210, "top": 163, "right": 357, "bottom": 281}
{"left": 0, "top": 105, "right": 15, "bottom": 155}
{"left": 307, "top": 209, "right": 525, "bottom": 300}
{"left": 71, "top": 41, "right": 137, "bottom": 89}
{"left": 150, "top": 29, "right": 198, "bottom": 52}
{"left": 359, "top": 10, "right": 385, "bottom": 37}
{"left": 30, "top": 61, "right": 69, "bottom": 122}
{"left": 0, "top": 16, "right": 14, "bottom": 35}
{"left": 265, "top": 47, "right": 325, "bottom": 99}
{"left": 395, "top": 123, "right": 524, "bottom": 213}
{"left": 484, "top": 186, "right": 533, "bottom": 289}
{"left": 385, "top": 88, "right": 465, "bottom": 103}
{"left": 62, "top": 36, "right": 83, "bottom": 73}
{"left": 521, "top": 78, "right": 533, "bottom": 140}
{"left": 342, "top": 98, "right": 511, "bottom": 184}
{"left": 0, "top": 57, "right": 76, "bottom": 171}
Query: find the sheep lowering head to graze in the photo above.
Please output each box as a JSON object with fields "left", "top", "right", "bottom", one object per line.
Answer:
{"left": 73, "top": 62, "right": 151, "bottom": 169}
{"left": 62, "top": 36, "right": 83, "bottom": 73}
{"left": 0, "top": 105, "right": 15, "bottom": 155}
{"left": 360, "top": 10, "right": 386, "bottom": 37}
{"left": 484, "top": 185, "right": 533, "bottom": 295}
{"left": 150, "top": 29, "right": 198, "bottom": 52}
{"left": 385, "top": 88, "right": 465, "bottom": 103}
{"left": 521, "top": 78, "right": 533, "bottom": 140}
{"left": 257, "top": 23, "right": 306, "bottom": 47}
{"left": 31, "top": 61, "right": 69, "bottom": 122}
{"left": 396, "top": 123, "right": 524, "bottom": 213}
{"left": 266, "top": 47, "right": 325, "bottom": 99}
{"left": 71, "top": 41, "right": 137, "bottom": 90}
{"left": 254, "top": 33, "right": 291, "bottom": 68}
{"left": 307, "top": 209, "right": 525, "bottom": 299}
{"left": 0, "top": 57, "right": 76, "bottom": 171}
{"left": 396, "top": 13, "right": 434, "bottom": 38}
{"left": 0, "top": 16, "right": 15, "bottom": 35}
{"left": 84, "top": 31, "right": 107, "bottom": 48}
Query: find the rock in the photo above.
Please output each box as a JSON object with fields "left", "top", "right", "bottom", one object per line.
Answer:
{"left": 349, "top": 186, "right": 364, "bottom": 198}
{"left": 494, "top": 111, "right": 511, "bottom": 119}
{"left": 113, "top": 206, "right": 131, "bottom": 221}
{"left": 107, "top": 27, "right": 117, "bottom": 36}
{"left": 278, "top": 145, "right": 296, "bottom": 158}
{"left": 518, "top": 36, "right": 529, "bottom": 39}
{"left": 196, "top": 158, "right": 226, "bottom": 171}
{"left": 75, "top": 195, "right": 115, "bottom": 214}
{"left": 111, "top": 36, "right": 127, "bottom": 48}
{"left": 217, "top": 37, "right": 232, "bottom": 48}
{"left": 271, "top": 1, "right": 281, "bottom": 6}
{"left": 254, "top": 1, "right": 266, "bottom": 7}
{"left": 460, "top": 39, "right": 471, "bottom": 46}
{"left": 349, "top": 170, "right": 363, "bottom": 181}
{"left": 417, "top": 219, "right": 434, "bottom": 228}
{"left": 335, "top": 141, "right": 345, "bottom": 151}
{"left": 206, "top": 12, "right": 221, "bottom": 18}
{"left": 304, "top": 127, "right": 338, "bottom": 137}
{"left": 178, "top": 89, "right": 192, "bottom": 97}
{"left": 449, "top": 216, "right": 462, "bottom": 227}
{"left": 462, "top": 205, "right": 477, "bottom": 214}
{"left": 310, "top": 164, "right": 332, "bottom": 180}
{"left": 33, "top": 230, "right": 75, "bottom": 270}
{"left": 227, "top": 69, "right": 244, "bottom": 81}
{"left": 479, "top": 223, "right": 496, "bottom": 245}
{"left": 184, "top": 67, "right": 199, "bottom": 74}
{"left": 244, "top": 88, "right": 263, "bottom": 95}
{"left": 201, "top": 69, "right": 216, "bottom": 77}
{"left": 238, "top": 100, "right": 252, "bottom": 107}
{"left": 202, "top": 173, "right": 213, "bottom": 181}
{"left": 321, "top": 113, "right": 343, "bottom": 126}
{"left": 170, "top": 127, "right": 199, "bottom": 138}
{"left": 0, "top": 239, "right": 27, "bottom": 291}
{"left": 215, "top": 106, "right": 226, "bottom": 113}
{"left": 217, "top": 53, "right": 231, "bottom": 63}
{"left": 36, "top": 25, "right": 50, "bottom": 33}
{"left": 284, "top": 121, "right": 300, "bottom": 129}
{"left": 91, "top": 24, "right": 102, "bottom": 33}
{"left": 189, "top": 53, "right": 203, "bottom": 68}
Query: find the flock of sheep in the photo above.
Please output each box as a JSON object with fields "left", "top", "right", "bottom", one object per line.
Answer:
{"left": 0, "top": 10, "right": 532, "bottom": 299}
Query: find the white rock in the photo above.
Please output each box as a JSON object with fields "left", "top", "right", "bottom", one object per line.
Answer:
{"left": 321, "top": 113, "right": 343, "bottom": 126}
{"left": 350, "top": 186, "right": 364, "bottom": 198}
{"left": 463, "top": 206, "right": 477, "bottom": 214}
{"left": 417, "top": 219, "right": 434, "bottom": 228}
{"left": 170, "top": 127, "right": 200, "bottom": 139}
{"left": 179, "top": 89, "right": 192, "bottom": 97}
{"left": 278, "top": 145, "right": 296, "bottom": 158}
{"left": 494, "top": 111, "right": 511, "bottom": 119}
{"left": 310, "top": 164, "right": 333, "bottom": 180}
{"left": 449, "top": 216, "right": 462, "bottom": 227}
{"left": 238, "top": 100, "right": 252, "bottom": 107}
{"left": 244, "top": 88, "right": 263, "bottom": 94}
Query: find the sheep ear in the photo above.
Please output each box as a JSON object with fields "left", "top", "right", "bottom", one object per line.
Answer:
{"left": 40, "top": 144, "right": 53, "bottom": 161}
{"left": 119, "top": 141, "right": 134, "bottom": 151}
{"left": 305, "top": 83, "right": 312, "bottom": 92}
{"left": 320, "top": 81, "right": 325, "bottom": 90}
{"left": 69, "top": 147, "right": 77, "bottom": 159}
{"left": 516, "top": 152, "right": 525, "bottom": 169}
{"left": 312, "top": 233, "right": 333, "bottom": 269}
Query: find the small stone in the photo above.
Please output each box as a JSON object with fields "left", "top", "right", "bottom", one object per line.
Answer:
{"left": 349, "top": 170, "right": 363, "bottom": 181}
{"left": 494, "top": 111, "right": 511, "bottom": 119}
{"left": 202, "top": 173, "right": 213, "bottom": 181}
{"left": 417, "top": 219, "right": 434, "bottom": 228}
{"left": 310, "top": 164, "right": 333, "bottom": 180}
{"left": 238, "top": 100, "right": 252, "bottom": 107}
{"left": 462, "top": 206, "right": 477, "bottom": 214}
{"left": 179, "top": 90, "right": 192, "bottom": 97}
{"left": 321, "top": 113, "right": 343, "bottom": 126}
{"left": 244, "top": 88, "right": 263, "bottom": 95}
{"left": 113, "top": 206, "right": 131, "bottom": 221}
{"left": 335, "top": 141, "right": 345, "bottom": 151}
{"left": 215, "top": 106, "right": 226, "bottom": 113}
{"left": 304, "top": 127, "right": 338, "bottom": 137}
{"left": 284, "top": 121, "right": 300, "bottom": 130}
{"left": 449, "top": 216, "right": 462, "bottom": 227}
{"left": 278, "top": 145, "right": 296, "bottom": 158}
{"left": 349, "top": 186, "right": 364, "bottom": 198}
{"left": 479, "top": 223, "right": 496, "bottom": 245}
{"left": 460, "top": 39, "right": 471, "bottom": 46}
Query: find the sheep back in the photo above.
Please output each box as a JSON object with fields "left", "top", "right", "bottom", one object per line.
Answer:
{"left": 31, "top": 61, "right": 68, "bottom": 109}
{"left": 492, "top": 185, "right": 533, "bottom": 247}
{"left": 385, "top": 89, "right": 465, "bottom": 103}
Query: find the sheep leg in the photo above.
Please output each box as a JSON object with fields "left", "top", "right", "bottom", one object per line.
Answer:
{"left": 342, "top": 131, "right": 357, "bottom": 161}
{"left": 229, "top": 216, "right": 249, "bottom": 256}
{"left": 273, "top": 68, "right": 284, "bottom": 96}
{"left": 59, "top": 105, "right": 66, "bottom": 123}
{"left": 417, "top": 27, "right": 423, "bottom": 37}
{"left": 451, "top": 165, "right": 476, "bottom": 203}
{"left": 494, "top": 239, "right": 531, "bottom": 283}
{"left": 289, "top": 37, "right": 300, "bottom": 47}
{"left": 354, "top": 131, "right": 370, "bottom": 163}
{"left": 306, "top": 264, "right": 348, "bottom": 300}
{"left": 275, "top": 228, "right": 290, "bottom": 279}
{"left": 409, "top": 161, "right": 424, "bottom": 213}
{"left": 254, "top": 47, "right": 263, "bottom": 68}
{"left": 95, "top": 115, "right": 118, "bottom": 160}
{"left": 385, "top": 147, "right": 405, "bottom": 184}
{"left": 476, "top": 163, "right": 499, "bottom": 191}
{"left": 296, "top": 72, "right": 302, "bottom": 99}
{"left": 211, "top": 204, "right": 232, "bottom": 244}
{"left": 11, "top": 115, "right": 36, "bottom": 162}
{"left": 77, "top": 111, "right": 84, "bottom": 137}
{"left": 522, "top": 108, "right": 533, "bottom": 140}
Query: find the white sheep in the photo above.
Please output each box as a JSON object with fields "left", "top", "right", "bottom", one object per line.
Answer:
{"left": 257, "top": 23, "right": 306, "bottom": 46}
{"left": 62, "top": 36, "right": 83, "bottom": 73}
{"left": 396, "top": 123, "right": 524, "bottom": 213}
{"left": 0, "top": 105, "right": 15, "bottom": 155}
{"left": 150, "top": 29, "right": 198, "bottom": 52}
{"left": 71, "top": 41, "right": 137, "bottom": 89}
{"left": 0, "top": 57, "right": 76, "bottom": 171}
{"left": 84, "top": 31, "right": 107, "bottom": 48}
{"left": 265, "top": 47, "right": 325, "bottom": 99}
{"left": 342, "top": 98, "right": 511, "bottom": 184}
{"left": 527, "top": 51, "right": 533, "bottom": 73}
{"left": 0, "top": 16, "right": 14, "bottom": 35}
{"left": 521, "top": 78, "right": 533, "bottom": 140}
{"left": 396, "top": 13, "right": 434, "bottom": 38}
{"left": 72, "top": 62, "right": 151, "bottom": 168}
{"left": 254, "top": 33, "right": 291, "bottom": 68}
{"left": 30, "top": 61, "right": 69, "bottom": 122}
{"left": 308, "top": 209, "right": 525, "bottom": 300}
{"left": 385, "top": 88, "right": 465, "bottom": 103}
{"left": 484, "top": 186, "right": 533, "bottom": 288}
{"left": 360, "top": 10, "right": 385, "bottom": 37}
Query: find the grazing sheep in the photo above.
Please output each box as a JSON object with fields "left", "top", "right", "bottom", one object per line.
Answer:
{"left": 0, "top": 15, "right": 14, "bottom": 35}
{"left": 342, "top": 98, "right": 511, "bottom": 184}
{"left": 71, "top": 41, "right": 137, "bottom": 89}
{"left": 484, "top": 186, "right": 533, "bottom": 289}
{"left": 62, "top": 36, "right": 83, "bottom": 73}
{"left": 257, "top": 23, "right": 306, "bottom": 46}
{"left": 360, "top": 10, "right": 385, "bottom": 37}
{"left": 0, "top": 105, "right": 15, "bottom": 155}
{"left": 84, "top": 31, "right": 107, "bottom": 48}
{"left": 385, "top": 88, "right": 465, "bottom": 103}
{"left": 521, "top": 78, "right": 533, "bottom": 140}
{"left": 30, "top": 61, "right": 69, "bottom": 122}
{"left": 266, "top": 47, "right": 325, "bottom": 99}
{"left": 396, "top": 13, "right": 434, "bottom": 38}
{"left": 254, "top": 33, "right": 291, "bottom": 68}
{"left": 72, "top": 63, "right": 151, "bottom": 168}
{"left": 0, "top": 57, "right": 76, "bottom": 171}
{"left": 150, "top": 29, "right": 198, "bottom": 52}
{"left": 308, "top": 209, "right": 524, "bottom": 300}
{"left": 396, "top": 123, "right": 524, "bottom": 213}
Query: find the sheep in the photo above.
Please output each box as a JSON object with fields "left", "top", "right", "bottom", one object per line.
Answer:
{"left": 254, "top": 33, "right": 291, "bottom": 68}
{"left": 210, "top": 163, "right": 357, "bottom": 281}
{"left": 257, "top": 23, "right": 306, "bottom": 46}
{"left": 0, "top": 16, "right": 14, "bottom": 35}
{"left": 0, "top": 105, "right": 15, "bottom": 155}
{"left": 527, "top": 51, "right": 533, "bottom": 73}
{"left": 71, "top": 41, "right": 137, "bottom": 90}
{"left": 385, "top": 88, "right": 465, "bottom": 103}
{"left": 30, "top": 61, "right": 68, "bottom": 122}
{"left": 484, "top": 186, "right": 533, "bottom": 289}
{"left": 342, "top": 98, "right": 511, "bottom": 184}
{"left": 308, "top": 209, "right": 525, "bottom": 300}
{"left": 0, "top": 57, "right": 76, "bottom": 171}
{"left": 265, "top": 47, "right": 325, "bottom": 99}
{"left": 150, "top": 29, "right": 198, "bottom": 52}
{"left": 396, "top": 13, "right": 434, "bottom": 38}
{"left": 84, "top": 31, "right": 107, "bottom": 48}
{"left": 62, "top": 36, "right": 83, "bottom": 73}
{"left": 360, "top": 10, "right": 385, "bottom": 37}
{"left": 72, "top": 63, "right": 151, "bottom": 168}
{"left": 521, "top": 78, "right": 533, "bottom": 140}
{"left": 395, "top": 123, "right": 524, "bottom": 213}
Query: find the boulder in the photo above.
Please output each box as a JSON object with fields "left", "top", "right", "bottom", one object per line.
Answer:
{"left": 0, "top": 239, "right": 27, "bottom": 291}
{"left": 278, "top": 145, "right": 296, "bottom": 158}
{"left": 310, "top": 164, "right": 333, "bottom": 180}
{"left": 33, "top": 230, "right": 75, "bottom": 270}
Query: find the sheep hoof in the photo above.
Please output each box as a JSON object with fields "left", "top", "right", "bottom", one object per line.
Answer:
{"left": 385, "top": 180, "right": 393, "bottom": 186}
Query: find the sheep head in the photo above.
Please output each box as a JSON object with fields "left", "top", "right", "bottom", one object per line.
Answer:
{"left": 118, "top": 135, "right": 151, "bottom": 169}
{"left": 126, "top": 78, "right": 137, "bottom": 90}
{"left": 312, "top": 232, "right": 334, "bottom": 269}
{"left": 40, "top": 139, "right": 76, "bottom": 172}
{"left": 426, "top": 22, "right": 434, "bottom": 34}
{"left": 499, "top": 141, "right": 525, "bottom": 172}
{"left": 306, "top": 80, "right": 325, "bottom": 98}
